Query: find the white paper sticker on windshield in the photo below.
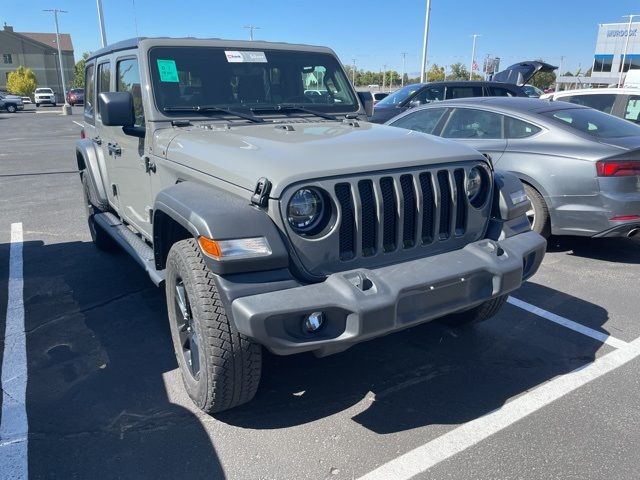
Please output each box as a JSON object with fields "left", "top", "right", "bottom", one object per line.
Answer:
{"left": 225, "top": 51, "right": 267, "bottom": 63}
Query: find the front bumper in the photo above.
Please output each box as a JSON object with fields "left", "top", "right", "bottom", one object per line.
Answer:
{"left": 231, "top": 231, "right": 546, "bottom": 356}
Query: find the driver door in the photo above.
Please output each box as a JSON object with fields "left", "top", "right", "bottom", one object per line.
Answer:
{"left": 110, "top": 55, "right": 153, "bottom": 237}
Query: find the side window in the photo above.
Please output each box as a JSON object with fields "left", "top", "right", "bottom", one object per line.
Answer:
{"left": 559, "top": 94, "right": 616, "bottom": 114}
{"left": 441, "top": 108, "right": 503, "bottom": 139}
{"left": 505, "top": 116, "right": 542, "bottom": 139}
{"left": 490, "top": 87, "right": 516, "bottom": 97}
{"left": 412, "top": 86, "right": 445, "bottom": 105}
{"left": 445, "top": 86, "right": 483, "bottom": 100}
{"left": 84, "top": 63, "right": 95, "bottom": 124}
{"left": 116, "top": 57, "right": 144, "bottom": 127}
{"left": 624, "top": 95, "right": 640, "bottom": 123}
{"left": 390, "top": 108, "right": 448, "bottom": 134}
{"left": 96, "top": 61, "right": 111, "bottom": 118}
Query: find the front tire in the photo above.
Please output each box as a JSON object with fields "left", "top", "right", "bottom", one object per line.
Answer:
{"left": 6, "top": 104, "right": 16, "bottom": 113}
{"left": 439, "top": 295, "right": 508, "bottom": 327}
{"left": 166, "top": 239, "right": 262, "bottom": 414}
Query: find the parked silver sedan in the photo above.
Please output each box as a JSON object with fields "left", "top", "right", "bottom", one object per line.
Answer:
{"left": 386, "top": 97, "right": 640, "bottom": 238}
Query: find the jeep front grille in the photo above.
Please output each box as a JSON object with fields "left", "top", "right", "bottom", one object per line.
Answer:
{"left": 334, "top": 168, "right": 472, "bottom": 261}
{"left": 279, "top": 162, "right": 492, "bottom": 277}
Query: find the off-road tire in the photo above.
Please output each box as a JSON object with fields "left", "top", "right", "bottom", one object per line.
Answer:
{"left": 166, "top": 239, "right": 262, "bottom": 414}
{"left": 6, "top": 104, "right": 16, "bottom": 113}
{"left": 524, "top": 184, "right": 550, "bottom": 238}
{"left": 439, "top": 294, "right": 508, "bottom": 327}
{"left": 81, "top": 172, "right": 115, "bottom": 251}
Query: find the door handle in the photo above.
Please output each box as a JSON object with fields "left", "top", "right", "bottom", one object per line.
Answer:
{"left": 92, "top": 136, "right": 102, "bottom": 145}
{"left": 107, "top": 142, "right": 121, "bottom": 156}
{"left": 143, "top": 156, "right": 156, "bottom": 173}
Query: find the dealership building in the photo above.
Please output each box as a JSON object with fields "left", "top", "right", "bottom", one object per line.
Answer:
{"left": 575, "top": 21, "right": 640, "bottom": 86}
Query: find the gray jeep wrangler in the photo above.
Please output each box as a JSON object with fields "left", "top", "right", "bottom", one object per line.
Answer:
{"left": 76, "top": 37, "right": 546, "bottom": 414}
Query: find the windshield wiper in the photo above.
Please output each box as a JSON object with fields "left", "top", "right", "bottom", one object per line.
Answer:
{"left": 252, "top": 104, "right": 337, "bottom": 121}
{"left": 163, "top": 105, "right": 264, "bottom": 123}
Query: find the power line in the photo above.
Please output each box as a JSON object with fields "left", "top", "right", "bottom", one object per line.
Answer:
{"left": 242, "top": 25, "right": 261, "bottom": 41}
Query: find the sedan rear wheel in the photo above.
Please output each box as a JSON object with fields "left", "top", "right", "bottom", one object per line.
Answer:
{"left": 524, "top": 184, "right": 550, "bottom": 238}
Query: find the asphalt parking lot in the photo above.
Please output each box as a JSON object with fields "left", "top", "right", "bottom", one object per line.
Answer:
{"left": 1, "top": 108, "right": 640, "bottom": 480}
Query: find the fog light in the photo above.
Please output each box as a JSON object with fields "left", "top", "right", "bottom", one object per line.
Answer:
{"left": 304, "top": 312, "right": 325, "bottom": 332}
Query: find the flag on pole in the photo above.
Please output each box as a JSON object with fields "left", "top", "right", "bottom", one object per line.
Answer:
{"left": 472, "top": 60, "right": 479, "bottom": 71}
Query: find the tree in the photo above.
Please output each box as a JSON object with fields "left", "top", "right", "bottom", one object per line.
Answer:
{"left": 426, "top": 64, "right": 445, "bottom": 82}
{"left": 72, "top": 52, "right": 91, "bottom": 88}
{"left": 446, "top": 63, "right": 470, "bottom": 80}
{"left": 6, "top": 66, "right": 37, "bottom": 97}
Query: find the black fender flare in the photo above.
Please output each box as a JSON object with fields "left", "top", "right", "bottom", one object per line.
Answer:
{"left": 153, "top": 182, "right": 289, "bottom": 275}
{"left": 75, "top": 139, "right": 109, "bottom": 205}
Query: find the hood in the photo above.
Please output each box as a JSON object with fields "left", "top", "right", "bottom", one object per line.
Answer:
{"left": 492, "top": 61, "right": 557, "bottom": 86}
{"left": 162, "top": 121, "right": 484, "bottom": 197}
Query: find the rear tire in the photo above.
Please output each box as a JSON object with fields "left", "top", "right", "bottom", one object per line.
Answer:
{"left": 524, "top": 184, "right": 551, "bottom": 238}
{"left": 6, "top": 104, "right": 16, "bottom": 113}
{"left": 439, "top": 295, "right": 508, "bottom": 327}
{"left": 166, "top": 239, "right": 262, "bottom": 414}
{"left": 81, "top": 172, "right": 115, "bottom": 251}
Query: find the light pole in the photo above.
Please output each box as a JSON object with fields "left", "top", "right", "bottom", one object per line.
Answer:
{"left": 619, "top": 14, "right": 640, "bottom": 87}
{"left": 401, "top": 52, "right": 408, "bottom": 87}
{"left": 469, "top": 34, "right": 480, "bottom": 80}
{"left": 382, "top": 64, "right": 387, "bottom": 91}
{"left": 243, "top": 25, "right": 261, "bottom": 41}
{"left": 96, "top": 0, "right": 107, "bottom": 47}
{"left": 420, "top": 0, "right": 432, "bottom": 83}
{"left": 351, "top": 58, "right": 356, "bottom": 86}
{"left": 43, "top": 8, "right": 71, "bottom": 115}
{"left": 557, "top": 55, "right": 565, "bottom": 91}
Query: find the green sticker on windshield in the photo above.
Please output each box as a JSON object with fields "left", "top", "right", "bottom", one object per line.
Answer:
{"left": 157, "top": 59, "right": 179, "bottom": 82}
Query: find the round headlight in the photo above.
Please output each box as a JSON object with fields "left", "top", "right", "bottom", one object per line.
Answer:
{"left": 287, "top": 188, "right": 324, "bottom": 233}
{"left": 466, "top": 167, "right": 483, "bottom": 203}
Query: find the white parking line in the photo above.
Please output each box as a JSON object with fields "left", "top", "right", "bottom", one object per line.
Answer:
{"left": 507, "top": 296, "right": 628, "bottom": 349}
{"left": 72, "top": 120, "right": 84, "bottom": 128}
{"left": 0, "top": 223, "right": 28, "bottom": 480}
{"left": 359, "top": 336, "right": 640, "bottom": 480}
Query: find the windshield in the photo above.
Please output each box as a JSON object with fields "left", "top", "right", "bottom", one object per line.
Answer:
{"left": 149, "top": 46, "right": 358, "bottom": 115}
{"left": 35, "top": 88, "right": 53, "bottom": 93}
{"left": 376, "top": 84, "right": 423, "bottom": 107}
{"left": 542, "top": 107, "right": 640, "bottom": 138}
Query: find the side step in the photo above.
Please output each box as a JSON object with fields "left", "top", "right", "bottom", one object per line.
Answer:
{"left": 93, "top": 212, "right": 165, "bottom": 286}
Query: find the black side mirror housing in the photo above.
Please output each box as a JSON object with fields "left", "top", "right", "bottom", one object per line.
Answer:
{"left": 98, "top": 91, "right": 135, "bottom": 127}
{"left": 357, "top": 91, "right": 374, "bottom": 117}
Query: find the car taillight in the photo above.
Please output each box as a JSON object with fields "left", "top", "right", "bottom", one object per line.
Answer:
{"left": 596, "top": 160, "right": 640, "bottom": 176}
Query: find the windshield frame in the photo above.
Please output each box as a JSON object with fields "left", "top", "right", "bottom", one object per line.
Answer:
{"left": 147, "top": 45, "right": 360, "bottom": 121}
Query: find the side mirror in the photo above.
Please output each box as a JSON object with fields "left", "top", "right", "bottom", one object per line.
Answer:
{"left": 408, "top": 99, "right": 422, "bottom": 108}
{"left": 98, "top": 92, "right": 134, "bottom": 127}
{"left": 357, "top": 91, "right": 374, "bottom": 117}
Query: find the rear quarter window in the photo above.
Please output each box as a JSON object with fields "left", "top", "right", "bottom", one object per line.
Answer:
{"left": 558, "top": 93, "right": 616, "bottom": 114}
{"left": 543, "top": 107, "right": 640, "bottom": 138}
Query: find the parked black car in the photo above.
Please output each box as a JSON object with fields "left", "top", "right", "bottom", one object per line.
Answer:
{"left": 369, "top": 61, "right": 557, "bottom": 124}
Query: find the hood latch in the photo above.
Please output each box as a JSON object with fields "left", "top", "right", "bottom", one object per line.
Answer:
{"left": 251, "top": 177, "right": 272, "bottom": 208}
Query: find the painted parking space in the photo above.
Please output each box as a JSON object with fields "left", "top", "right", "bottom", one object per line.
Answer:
{"left": 1, "top": 111, "right": 640, "bottom": 479}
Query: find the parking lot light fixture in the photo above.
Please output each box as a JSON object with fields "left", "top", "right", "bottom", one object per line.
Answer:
{"left": 619, "top": 14, "right": 640, "bottom": 87}
{"left": 43, "top": 8, "right": 72, "bottom": 115}
{"left": 469, "top": 34, "right": 480, "bottom": 81}
{"left": 420, "top": 0, "right": 432, "bottom": 83}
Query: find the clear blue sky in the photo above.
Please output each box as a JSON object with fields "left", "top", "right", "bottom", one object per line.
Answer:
{"left": 2, "top": 0, "right": 639, "bottom": 75}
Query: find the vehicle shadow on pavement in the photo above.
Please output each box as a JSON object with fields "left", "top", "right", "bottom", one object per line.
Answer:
{"left": 218, "top": 282, "right": 609, "bottom": 435}
{"left": 11, "top": 240, "right": 226, "bottom": 480}
{"left": 547, "top": 235, "right": 640, "bottom": 263}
